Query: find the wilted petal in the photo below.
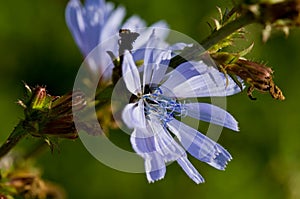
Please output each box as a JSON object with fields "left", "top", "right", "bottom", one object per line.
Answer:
{"left": 167, "top": 119, "right": 232, "bottom": 170}
{"left": 122, "top": 100, "right": 146, "bottom": 128}
{"left": 123, "top": 51, "right": 142, "bottom": 95}
{"left": 184, "top": 103, "right": 239, "bottom": 131}
{"left": 177, "top": 156, "right": 205, "bottom": 184}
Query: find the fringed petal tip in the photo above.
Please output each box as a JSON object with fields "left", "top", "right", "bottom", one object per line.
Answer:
{"left": 189, "top": 171, "right": 205, "bottom": 184}
{"left": 234, "top": 124, "right": 240, "bottom": 132}
{"left": 193, "top": 176, "right": 205, "bottom": 184}
{"left": 208, "top": 146, "right": 233, "bottom": 171}
{"left": 146, "top": 168, "right": 166, "bottom": 183}
{"left": 147, "top": 173, "right": 165, "bottom": 183}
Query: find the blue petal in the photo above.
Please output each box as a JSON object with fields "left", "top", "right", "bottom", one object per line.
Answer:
{"left": 100, "top": 5, "right": 126, "bottom": 41}
{"left": 67, "top": 0, "right": 111, "bottom": 56}
{"left": 122, "top": 15, "right": 146, "bottom": 31}
{"left": 150, "top": 122, "right": 205, "bottom": 183}
{"left": 163, "top": 61, "right": 208, "bottom": 86}
{"left": 142, "top": 31, "right": 171, "bottom": 87}
{"left": 142, "top": 33, "right": 156, "bottom": 87}
{"left": 134, "top": 26, "right": 169, "bottom": 51}
{"left": 85, "top": 0, "right": 105, "bottom": 9}
{"left": 160, "top": 61, "right": 208, "bottom": 96}
{"left": 66, "top": 0, "right": 87, "bottom": 54}
{"left": 162, "top": 63, "right": 243, "bottom": 98}
{"left": 167, "top": 119, "right": 232, "bottom": 170}
{"left": 149, "top": 50, "right": 172, "bottom": 86}
{"left": 139, "top": 117, "right": 203, "bottom": 183}
{"left": 130, "top": 128, "right": 156, "bottom": 153}
{"left": 170, "top": 42, "right": 193, "bottom": 51}
{"left": 144, "top": 30, "right": 160, "bottom": 64}
{"left": 130, "top": 128, "right": 166, "bottom": 182}
{"left": 131, "top": 48, "right": 146, "bottom": 62}
{"left": 148, "top": 116, "right": 186, "bottom": 161}
{"left": 66, "top": 0, "right": 125, "bottom": 60}
{"left": 122, "top": 51, "right": 142, "bottom": 95}
{"left": 177, "top": 156, "right": 205, "bottom": 184}
{"left": 183, "top": 103, "right": 239, "bottom": 131}
{"left": 150, "top": 61, "right": 169, "bottom": 85}
{"left": 145, "top": 153, "right": 166, "bottom": 183}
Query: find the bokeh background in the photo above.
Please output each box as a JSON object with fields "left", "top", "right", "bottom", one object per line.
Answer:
{"left": 1, "top": 0, "right": 300, "bottom": 198}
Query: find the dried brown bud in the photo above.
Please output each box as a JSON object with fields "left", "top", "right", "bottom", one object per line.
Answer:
{"left": 226, "top": 59, "right": 285, "bottom": 100}
{"left": 212, "top": 52, "right": 285, "bottom": 100}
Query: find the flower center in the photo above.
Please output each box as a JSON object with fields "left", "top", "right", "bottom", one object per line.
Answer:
{"left": 142, "top": 84, "right": 187, "bottom": 124}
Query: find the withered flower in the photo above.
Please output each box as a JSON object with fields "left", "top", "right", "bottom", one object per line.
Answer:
{"left": 212, "top": 52, "right": 285, "bottom": 100}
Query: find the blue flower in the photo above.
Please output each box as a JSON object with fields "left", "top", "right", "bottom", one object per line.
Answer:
{"left": 65, "top": 0, "right": 168, "bottom": 80}
{"left": 121, "top": 33, "right": 242, "bottom": 183}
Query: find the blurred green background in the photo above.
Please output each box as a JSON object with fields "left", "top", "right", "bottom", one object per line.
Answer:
{"left": 1, "top": 0, "right": 300, "bottom": 198}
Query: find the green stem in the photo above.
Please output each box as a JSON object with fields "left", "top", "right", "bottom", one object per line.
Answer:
{"left": 201, "top": 13, "right": 256, "bottom": 50}
{"left": 0, "top": 121, "right": 28, "bottom": 159}
{"left": 169, "top": 12, "right": 257, "bottom": 68}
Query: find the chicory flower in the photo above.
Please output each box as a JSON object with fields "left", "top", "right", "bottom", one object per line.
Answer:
{"left": 121, "top": 32, "right": 242, "bottom": 183}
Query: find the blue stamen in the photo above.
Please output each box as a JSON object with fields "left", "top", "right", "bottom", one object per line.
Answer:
{"left": 142, "top": 86, "right": 187, "bottom": 124}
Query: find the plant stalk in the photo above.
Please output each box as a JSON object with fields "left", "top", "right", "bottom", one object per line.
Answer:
{"left": 0, "top": 121, "right": 28, "bottom": 159}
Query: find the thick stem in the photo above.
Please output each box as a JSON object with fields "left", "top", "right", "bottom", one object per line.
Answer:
{"left": 0, "top": 121, "right": 28, "bottom": 159}
{"left": 169, "top": 13, "right": 256, "bottom": 68}
{"left": 201, "top": 13, "right": 256, "bottom": 50}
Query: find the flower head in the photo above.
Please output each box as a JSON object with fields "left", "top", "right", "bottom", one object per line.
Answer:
{"left": 121, "top": 32, "right": 242, "bottom": 183}
{"left": 66, "top": 0, "right": 168, "bottom": 81}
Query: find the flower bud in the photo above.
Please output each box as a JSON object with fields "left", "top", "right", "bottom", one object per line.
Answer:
{"left": 18, "top": 84, "right": 87, "bottom": 141}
